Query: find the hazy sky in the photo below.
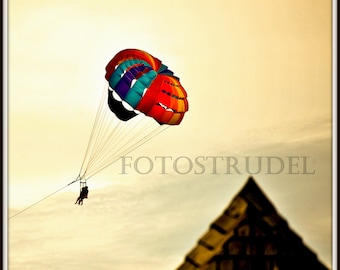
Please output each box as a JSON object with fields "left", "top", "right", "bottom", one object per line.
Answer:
{"left": 7, "top": 0, "right": 333, "bottom": 269}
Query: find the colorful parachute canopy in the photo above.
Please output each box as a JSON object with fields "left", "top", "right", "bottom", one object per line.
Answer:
{"left": 105, "top": 49, "right": 189, "bottom": 125}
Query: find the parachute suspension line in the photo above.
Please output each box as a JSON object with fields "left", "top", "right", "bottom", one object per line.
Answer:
{"left": 84, "top": 115, "right": 167, "bottom": 179}
{"left": 68, "top": 175, "right": 82, "bottom": 186}
{"left": 87, "top": 114, "right": 155, "bottom": 172}
{"left": 80, "top": 179, "right": 87, "bottom": 191}
{"left": 85, "top": 124, "right": 170, "bottom": 179}
{"left": 85, "top": 111, "right": 137, "bottom": 172}
{"left": 83, "top": 107, "right": 121, "bottom": 174}
{"left": 79, "top": 86, "right": 110, "bottom": 175}
{"left": 78, "top": 85, "right": 123, "bottom": 179}
{"left": 81, "top": 104, "right": 131, "bottom": 176}
{"left": 89, "top": 125, "right": 166, "bottom": 177}
{"left": 78, "top": 85, "right": 171, "bottom": 180}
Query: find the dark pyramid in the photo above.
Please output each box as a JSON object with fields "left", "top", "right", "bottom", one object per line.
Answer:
{"left": 176, "top": 177, "right": 329, "bottom": 270}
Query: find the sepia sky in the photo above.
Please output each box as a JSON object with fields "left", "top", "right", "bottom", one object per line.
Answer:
{"left": 6, "top": 0, "right": 333, "bottom": 269}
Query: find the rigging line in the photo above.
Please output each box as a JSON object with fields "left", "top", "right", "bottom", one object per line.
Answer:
{"left": 9, "top": 177, "right": 80, "bottom": 220}
{"left": 79, "top": 87, "right": 121, "bottom": 177}
{"left": 83, "top": 91, "right": 135, "bottom": 173}
{"left": 84, "top": 112, "right": 147, "bottom": 175}
{"left": 90, "top": 111, "right": 132, "bottom": 160}
{"left": 85, "top": 118, "right": 160, "bottom": 176}
{"left": 82, "top": 91, "right": 114, "bottom": 170}
{"left": 84, "top": 117, "right": 126, "bottom": 174}
{"left": 86, "top": 125, "right": 170, "bottom": 179}
{"left": 84, "top": 108, "right": 119, "bottom": 172}
{"left": 94, "top": 116, "right": 147, "bottom": 161}
{"left": 86, "top": 125, "right": 169, "bottom": 179}
{"left": 111, "top": 115, "right": 156, "bottom": 147}
{"left": 79, "top": 85, "right": 108, "bottom": 174}
{"left": 91, "top": 96, "right": 117, "bottom": 148}
{"left": 80, "top": 94, "right": 107, "bottom": 172}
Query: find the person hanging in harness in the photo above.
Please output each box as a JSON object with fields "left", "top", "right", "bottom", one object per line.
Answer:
{"left": 75, "top": 186, "right": 89, "bottom": 205}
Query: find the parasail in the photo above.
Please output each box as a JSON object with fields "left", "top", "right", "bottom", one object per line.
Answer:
{"left": 105, "top": 49, "right": 188, "bottom": 125}
{"left": 77, "top": 49, "right": 189, "bottom": 181}
{"left": 8, "top": 49, "right": 190, "bottom": 216}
